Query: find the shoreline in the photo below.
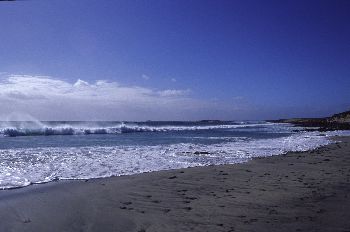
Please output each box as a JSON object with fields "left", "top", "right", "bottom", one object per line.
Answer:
{"left": 1, "top": 136, "right": 350, "bottom": 231}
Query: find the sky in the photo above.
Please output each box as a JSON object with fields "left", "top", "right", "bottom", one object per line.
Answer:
{"left": 0, "top": 0, "right": 349, "bottom": 121}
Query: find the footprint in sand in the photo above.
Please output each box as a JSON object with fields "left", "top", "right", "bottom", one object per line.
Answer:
{"left": 122, "top": 201, "right": 132, "bottom": 205}
{"left": 185, "top": 196, "right": 197, "bottom": 200}
{"left": 177, "top": 189, "right": 188, "bottom": 193}
{"left": 23, "top": 218, "right": 31, "bottom": 223}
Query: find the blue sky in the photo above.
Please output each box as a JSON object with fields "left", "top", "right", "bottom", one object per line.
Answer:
{"left": 0, "top": 0, "right": 349, "bottom": 120}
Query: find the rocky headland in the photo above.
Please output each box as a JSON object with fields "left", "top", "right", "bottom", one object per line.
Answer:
{"left": 268, "top": 110, "right": 350, "bottom": 131}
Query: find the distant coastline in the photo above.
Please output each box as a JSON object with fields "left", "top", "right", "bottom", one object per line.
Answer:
{"left": 268, "top": 110, "right": 350, "bottom": 131}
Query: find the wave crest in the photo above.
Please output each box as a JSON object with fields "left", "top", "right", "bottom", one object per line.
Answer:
{"left": 0, "top": 122, "right": 274, "bottom": 137}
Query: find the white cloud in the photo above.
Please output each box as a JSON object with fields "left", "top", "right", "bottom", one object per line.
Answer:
{"left": 0, "top": 74, "right": 256, "bottom": 120}
{"left": 158, "top": 89, "right": 190, "bottom": 97}
{"left": 141, "top": 74, "right": 150, "bottom": 80}
{"left": 171, "top": 78, "right": 177, "bottom": 82}
{"left": 73, "top": 79, "right": 90, "bottom": 88}
{"left": 0, "top": 75, "right": 207, "bottom": 120}
{"left": 232, "top": 96, "right": 244, "bottom": 100}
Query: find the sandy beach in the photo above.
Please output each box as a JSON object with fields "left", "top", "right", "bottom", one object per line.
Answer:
{"left": 0, "top": 136, "right": 349, "bottom": 232}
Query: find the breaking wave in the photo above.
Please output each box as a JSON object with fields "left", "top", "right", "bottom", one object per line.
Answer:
{"left": 0, "top": 121, "right": 277, "bottom": 137}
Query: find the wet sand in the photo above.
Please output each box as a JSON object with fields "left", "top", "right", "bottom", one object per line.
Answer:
{"left": 0, "top": 136, "right": 350, "bottom": 232}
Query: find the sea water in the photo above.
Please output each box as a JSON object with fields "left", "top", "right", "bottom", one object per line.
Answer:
{"left": 0, "top": 120, "right": 349, "bottom": 189}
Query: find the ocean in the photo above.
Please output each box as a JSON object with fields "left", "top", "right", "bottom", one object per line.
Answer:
{"left": 0, "top": 120, "right": 349, "bottom": 189}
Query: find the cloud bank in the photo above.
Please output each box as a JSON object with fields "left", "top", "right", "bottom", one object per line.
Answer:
{"left": 0, "top": 74, "right": 238, "bottom": 121}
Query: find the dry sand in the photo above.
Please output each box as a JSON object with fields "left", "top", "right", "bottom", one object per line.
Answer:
{"left": 0, "top": 136, "right": 350, "bottom": 232}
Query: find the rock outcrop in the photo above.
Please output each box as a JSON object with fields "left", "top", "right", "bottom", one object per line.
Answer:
{"left": 268, "top": 110, "right": 350, "bottom": 131}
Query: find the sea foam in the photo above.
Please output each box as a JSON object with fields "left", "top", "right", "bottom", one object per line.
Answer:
{"left": 0, "top": 129, "right": 349, "bottom": 189}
